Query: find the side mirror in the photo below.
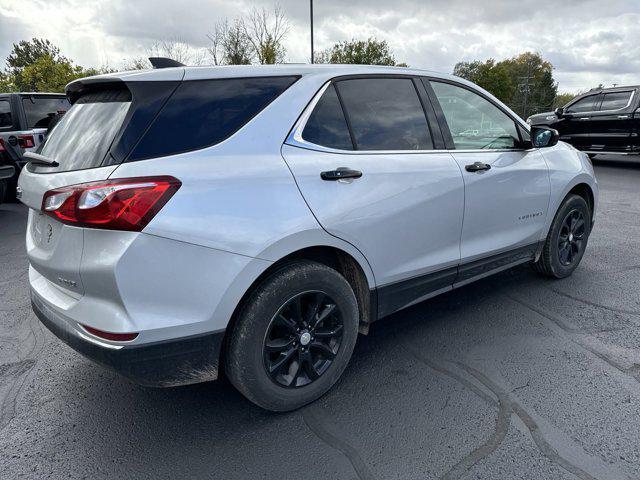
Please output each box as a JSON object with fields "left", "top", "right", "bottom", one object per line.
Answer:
{"left": 554, "top": 107, "right": 564, "bottom": 117}
{"left": 531, "top": 126, "right": 559, "bottom": 148}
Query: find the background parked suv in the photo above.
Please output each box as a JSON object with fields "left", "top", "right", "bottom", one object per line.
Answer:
{"left": 0, "top": 92, "right": 70, "bottom": 200}
{"left": 527, "top": 85, "right": 640, "bottom": 157}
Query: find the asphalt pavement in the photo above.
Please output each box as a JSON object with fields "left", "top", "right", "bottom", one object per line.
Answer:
{"left": 1, "top": 159, "right": 639, "bottom": 480}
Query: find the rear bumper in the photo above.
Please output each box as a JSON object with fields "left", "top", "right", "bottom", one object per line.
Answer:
{"left": 31, "top": 290, "right": 225, "bottom": 387}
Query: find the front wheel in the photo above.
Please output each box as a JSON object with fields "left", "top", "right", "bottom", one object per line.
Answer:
{"left": 532, "top": 194, "right": 591, "bottom": 278}
{"left": 225, "top": 261, "right": 359, "bottom": 411}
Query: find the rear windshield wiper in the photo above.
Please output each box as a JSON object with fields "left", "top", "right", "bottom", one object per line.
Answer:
{"left": 23, "top": 152, "right": 59, "bottom": 167}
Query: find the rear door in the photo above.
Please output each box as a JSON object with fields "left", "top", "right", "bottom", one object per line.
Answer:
{"left": 18, "top": 88, "right": 133, "bottom": 296}
{"left": 283, "top": 76, "right": 465, "bottom": 317}
{"left": 427, "top": 79, "right": 550, "bottom": 277}
{"left": 588, "top": 89, "right": 636, "bottom": 153}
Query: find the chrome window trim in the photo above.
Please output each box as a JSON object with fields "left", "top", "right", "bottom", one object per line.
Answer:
{"left": 595, "top": 90, "right": 635, "bottom": 114}
{"left": 286, "top": 79, "right": 530, "bottom": 155}
{"left": 566, "top": 90, "right": 635, "bottom": 115}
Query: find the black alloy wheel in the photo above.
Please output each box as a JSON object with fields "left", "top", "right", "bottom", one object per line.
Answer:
{"left": 557, "top": 209, "right": 586, "bottom": 266}
{"left": 264, "top": 291, "right": 344, "bottom": 388}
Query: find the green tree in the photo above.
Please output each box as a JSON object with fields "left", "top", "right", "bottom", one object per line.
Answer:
{"left": 501, "top": 52, "right": 557, "bottom": 118}
{"left": 19, "top": 55, "right": 91, "bottom": 92}
{"left": 453, "top": 52, "right": 558, "bottom": 118}
{"left": 1, "top": 39, "right": 109, "bottom": 93}
{"left": 453, "top": 59, "right": 514, "bottom": 105}
{"left": 6, "top": 38, "right": 72, "bottom": 91}
{"left": 316, "top": 38, "right": 399, "bottom": 66}
{"left": 0, "top": 71, "right": 16, "bottom": 92}
{"left": 6, "top": 38, "right": 66, "bottom": 75}
{"left": 553, "top": 92, "right": 576, "bottom": 109}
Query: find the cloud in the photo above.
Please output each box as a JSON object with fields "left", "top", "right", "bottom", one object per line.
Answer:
{"left": 0, "top": 0, "right": 639, "bottom": 92}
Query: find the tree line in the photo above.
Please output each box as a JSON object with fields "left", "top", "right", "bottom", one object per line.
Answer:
{"left": 0, "top": 4, "right": 583, "bottom": 119}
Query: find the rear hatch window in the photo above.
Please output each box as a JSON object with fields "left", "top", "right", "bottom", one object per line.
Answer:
{"left": 35, "top": 89, "right": 131, "bottom": 173}
{"left": 22, "top": 96, "right": 71, "bottom": 129}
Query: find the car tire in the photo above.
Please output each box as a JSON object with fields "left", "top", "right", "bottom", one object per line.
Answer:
{"left": 532, "top": 194, "right": 591, "bottom": 279}
{"left": 225, "top": 261, "right": 359, "bottom": 412}
{"left": 0, "top": 180, "right": 6, "bottom": 205}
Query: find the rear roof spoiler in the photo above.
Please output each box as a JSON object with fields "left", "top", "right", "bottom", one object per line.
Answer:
{"left": 148, "top": 57, "right": 185, "bottom": 69}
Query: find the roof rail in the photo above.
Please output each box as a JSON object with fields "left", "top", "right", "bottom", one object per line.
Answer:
{"left": 148, "top": 57, "right": 185, "bottom": 69}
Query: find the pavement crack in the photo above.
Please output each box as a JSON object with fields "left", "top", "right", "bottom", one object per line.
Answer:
{"left": 547, "top": 288, "right": 640, "bottom": 317}
{"left": 405, "top": 344, "right": 509, "bottom": 480}
{"left": 509, "top": 295, "right": 637, "bottom": 379}
{"left": 511, "top": 381, "right": 530, "bottom": 393}
{"left": 456, "top": 363, "right": 598, "bottom": 480}
{"left": 302, "top": 409, "right": 375, "bottom": 480}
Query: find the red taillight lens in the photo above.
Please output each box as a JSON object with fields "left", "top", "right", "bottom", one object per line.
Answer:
{"left": 0, "top": 139, "right": 5, "bottom": 152}
{"left": 42, "top": 176, "right": 181, "bottom": 231}
{"left": 82, "top": 324, "right": 138, "bottom": 342}
{"left": 18, "top": 134, "right": 35, "bottom": 149}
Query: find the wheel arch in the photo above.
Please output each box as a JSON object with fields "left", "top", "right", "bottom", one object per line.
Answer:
{"left": 217, "top": 244, "right": 377, "bottom": 374}
{"left": 567, "top": 182, "right": 595, "bottom": 222}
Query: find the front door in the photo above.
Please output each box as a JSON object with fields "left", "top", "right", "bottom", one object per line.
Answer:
{"left": 283, "top": 77, "right": 465, "bottom": 317}
{"left": 428, "top": 80, "right": 550, "bottom": 280}
{"left": 559, "top": 93, "right": 601, "bottom": 150}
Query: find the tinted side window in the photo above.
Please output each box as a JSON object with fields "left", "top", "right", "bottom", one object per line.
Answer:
{"left": 599, "top": 91, "right": 632, "bottom": 111}
{"left": 130, "top": 76, "right": 298, "bottom": 160}
{"left": 302, "top": 84, "right": 353, "bottom": 150}
{"left": 22, "top": 96, "right": 71, "bottom": 128}
{"left": 430, "top": 81, "right": 519, "bottom": 150}
{"left": 336, "top": 78, "right": 432, "bottom": 150}
{"left": 566, "top": 95, "right": 597, "bottom": 113}
{"left": 0, "top": 100, "right": 12, "bottom": 129}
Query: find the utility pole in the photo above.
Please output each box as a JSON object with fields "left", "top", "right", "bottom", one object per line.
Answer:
{"left": 310, "top": 0, "right": 314, "bottom": 63}
{"left": 518, "top": 59, "right": 534, "bottom": 118}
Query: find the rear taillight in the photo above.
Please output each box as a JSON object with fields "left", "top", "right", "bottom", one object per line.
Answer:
{"left": 0, "top": 139, "right": 4, "bottom": 152}
{"left": 18, "top": 134, "right": 35, "bottom": 149}
{"left": 42, "top": 176, "right": 181, "bottom": 231}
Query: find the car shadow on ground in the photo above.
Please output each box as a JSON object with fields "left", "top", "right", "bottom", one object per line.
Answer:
{"left": 58, "top": 265, "right": 532, "bottom": 467}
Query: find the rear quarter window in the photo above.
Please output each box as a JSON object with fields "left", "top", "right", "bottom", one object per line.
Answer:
{"left": 22, "top": 96, "right": 71, "bottom": 129}
{"left": 129, "top": 76, "right": 298, "bottom": 161}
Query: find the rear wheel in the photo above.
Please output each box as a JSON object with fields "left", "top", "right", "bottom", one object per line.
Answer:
{"left": 532, "top": 194, "right": 591, "bottom": 278}
{"left": 225, "top": 261, "right": 359, "bottom": 411}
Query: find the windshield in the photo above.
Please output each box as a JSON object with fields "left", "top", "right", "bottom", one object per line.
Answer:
{"left": 37, "top": 89, "right": 131, "bottom": 172}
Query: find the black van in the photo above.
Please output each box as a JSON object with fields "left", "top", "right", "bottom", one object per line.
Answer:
{"left": 527, "top": 86, "right": 639, "bottom": 157}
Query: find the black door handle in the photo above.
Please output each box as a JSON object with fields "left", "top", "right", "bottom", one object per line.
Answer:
{"left": 320, "top": 167, "right": 363, "bottom": 181}
{"left": 465, "top": 162, "right": 491, "bottom": 172}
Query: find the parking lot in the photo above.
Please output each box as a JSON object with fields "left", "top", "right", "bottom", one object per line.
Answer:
{"left": 0, "top": 160, "right": 638, "bottom": 480}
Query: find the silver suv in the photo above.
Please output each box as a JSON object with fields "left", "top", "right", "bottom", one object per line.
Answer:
{"left": 19, "top": 65, "right": 598, "bottom": 411}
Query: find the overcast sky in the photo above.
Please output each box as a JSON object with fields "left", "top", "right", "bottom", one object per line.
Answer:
{"left": 1, "top": 0, "right": 639, "bottom": 93}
